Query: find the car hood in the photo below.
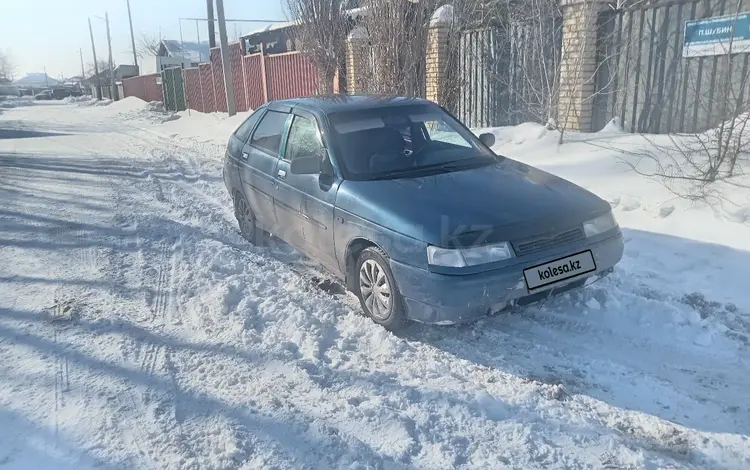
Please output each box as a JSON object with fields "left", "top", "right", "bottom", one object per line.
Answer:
{"left": 336, "top": 159, "right": 611, "bottom": 246}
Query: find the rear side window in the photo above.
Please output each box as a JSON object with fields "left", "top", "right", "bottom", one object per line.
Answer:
{"left": 233, "top": 108, "right": 264, "bottom": 142}
{"left": 250, "top": 110, "right": 288, "bottom": 156}
{"left": 285, "top": 115, "right": 325, "bottom": 162}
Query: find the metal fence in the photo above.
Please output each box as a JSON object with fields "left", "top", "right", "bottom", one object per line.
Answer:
{"left": 121, "top": 73, "right": 163, "bottom": 104}
{"left": 454, "top": 14, "right": 562, "bottom": 129}
{"left": 161, "top": 67, "right": 186, "bottom": 112}
{"left": 123, "top": 45, "right": 320, "bottom": 115}
{"left": 595, "top": 0, "right": 750, "bottom": 133}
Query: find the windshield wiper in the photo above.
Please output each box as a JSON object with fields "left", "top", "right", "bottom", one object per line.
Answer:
{"left": 435, "top": 156, "right": 496, "bottom": 170}
{"left": 368, "top": 157, "right": 496, "bottom": 180}
{"left": 368, "top": 166, "right": 450, "bottom": 180}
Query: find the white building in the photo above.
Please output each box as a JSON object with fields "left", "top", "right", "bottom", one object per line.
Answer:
{"left": 141, "top": 40, "right": 210, "bottom": 74}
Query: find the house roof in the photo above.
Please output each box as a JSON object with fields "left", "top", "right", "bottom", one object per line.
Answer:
{"left": 242, "top": 21, "right": 296, "bottom": 39}
{"left": 13, "top": 73, "right": 62, "bottom": 87}
{"left": 160, "top": 40, "right": 210, "bottom": 63}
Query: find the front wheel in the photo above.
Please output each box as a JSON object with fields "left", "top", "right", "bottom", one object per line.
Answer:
{"left": 355, "top": 247, "right": 407, "bottom": 331}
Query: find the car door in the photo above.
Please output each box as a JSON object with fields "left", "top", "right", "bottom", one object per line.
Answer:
{"left": 225, "top": 108, "right": 264, "bottom": 199}
{"left": 281, "top": 110, "right": 342, "bottom": 272}
{"left": 272, "top": 115, "right": 307, "bottom": 250}
{"left": 238, "top": 109, "right": 290, "bottom": 231}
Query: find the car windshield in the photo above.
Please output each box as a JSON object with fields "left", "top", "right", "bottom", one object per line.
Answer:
{"left": 328, "top": 105, "right": 497, "bottom": 180}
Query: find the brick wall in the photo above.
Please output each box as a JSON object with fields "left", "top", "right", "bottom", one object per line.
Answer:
{"left": 425, "top": 25, "right": 449, "bottom": 105}
{"left": 557, "top": 0, "right": 606, "bottom": 131}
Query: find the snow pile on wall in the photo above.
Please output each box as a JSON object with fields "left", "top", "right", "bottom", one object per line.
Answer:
{"left": 430, "top": 4, "right": 454, "bottom": 26}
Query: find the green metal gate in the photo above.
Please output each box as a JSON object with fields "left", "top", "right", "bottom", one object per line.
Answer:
{"left": 161, "top": 67, "right": 186, "bottom": 112}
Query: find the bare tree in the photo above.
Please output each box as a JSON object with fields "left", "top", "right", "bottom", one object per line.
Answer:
{"left": 349, "top": 0, "right": 443, "bottom": 96}
{"left": 0, "top": 51, "right": 15, "bottom": 84}
{"left": 85, "top": 60, "right": 113, "bottom": 77}
{"left": 285, "top": 0, "right": 349, "bottom": 93}
{"left": 137, "top": 32, "right": 163, "bottom": 60}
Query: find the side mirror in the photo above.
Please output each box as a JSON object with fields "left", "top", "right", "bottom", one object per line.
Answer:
{"left": 290, "top": 154, "right": 321, "bottom": 175}
{"left": 479, "top": 132, "right": 495, "bottom": 148}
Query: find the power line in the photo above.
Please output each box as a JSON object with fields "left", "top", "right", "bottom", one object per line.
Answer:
{"left": 180, "top": 17, "right": 283, "bottom": 22}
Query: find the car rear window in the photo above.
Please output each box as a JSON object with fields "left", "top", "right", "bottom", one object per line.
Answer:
{"left": 233, "top": 108, "right": 264, "bottom": 143}
{"left": 250, "top": 110, "right": 288, "bottom": 156}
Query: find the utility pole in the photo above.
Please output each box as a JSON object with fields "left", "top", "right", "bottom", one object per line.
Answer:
{"left": 215, "top": 0, "right": 236, "bottom": 116}
{"left": 44, "top": 66, "right": 49, "bottom": 87}
{"left": 206, "top": 0, "right": 216, "bottom": 48}
{"left": 126, "top": 0, "right": 138, "bottom": 70}
{"left": 105, "top": 12, "right": 118, "bottom": 100}
{"left": 89, "top": 18, "right": 102, "bottom": 100}
{"left": 196, "top": 20, "right": 202, "bottom": 62}
{"left": 79, "top": 48, "right": 85, "bottom": 80}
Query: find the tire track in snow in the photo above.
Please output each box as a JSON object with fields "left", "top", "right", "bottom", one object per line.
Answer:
{"left": 138, "top": 241, "right": 176, "bottom": 388}
{"left": 50, "top": 298, "right": 71, "bottom": 444}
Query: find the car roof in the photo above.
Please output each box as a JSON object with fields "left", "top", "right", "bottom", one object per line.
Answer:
{"left": 267, "top": 94, "right": 434, "bottom": 115}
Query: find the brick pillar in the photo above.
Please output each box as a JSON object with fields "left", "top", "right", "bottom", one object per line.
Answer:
{"left": 425, "top": 5, "right": 453, "bottom": 105}
{"left": 346, "top": 26, "right": 369, "bottom": 93}
{"left": 557, "top": 0, "right": 606, "bottom": 132}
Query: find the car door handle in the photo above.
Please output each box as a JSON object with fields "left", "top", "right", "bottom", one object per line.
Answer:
{"left": 241, "top": 152, "right": 248, "bottom": 160}
{"left": 277, "top": 169, "right": 286, "bottom": 179}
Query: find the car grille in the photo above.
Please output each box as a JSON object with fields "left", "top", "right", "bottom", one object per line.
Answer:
{"left": 512, "top": 227, "right": 585, "bottom": 256}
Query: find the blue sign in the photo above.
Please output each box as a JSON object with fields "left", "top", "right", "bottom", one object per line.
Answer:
{"left": 684, "top": 12, "right": 750, "bottom": 57}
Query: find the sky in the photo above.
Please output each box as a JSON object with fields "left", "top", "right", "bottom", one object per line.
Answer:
{"left": 0, "top": 0, "right": 287, "bottom": 80}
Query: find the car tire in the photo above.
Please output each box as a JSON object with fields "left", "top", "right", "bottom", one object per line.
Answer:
{"left": 234, "top": 193, "right": 259, "bottom": 244}
{"left": 355, "top": 247, "right": 407, "bottom": 331}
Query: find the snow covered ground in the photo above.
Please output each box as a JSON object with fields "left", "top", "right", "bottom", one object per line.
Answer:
{"left": 0, "top": 98, "right": 748, "bottom": 469}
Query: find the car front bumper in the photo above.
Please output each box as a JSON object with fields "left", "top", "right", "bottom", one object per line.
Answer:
{"left": 389, "top": 230, "right": 624, "bottom": 324}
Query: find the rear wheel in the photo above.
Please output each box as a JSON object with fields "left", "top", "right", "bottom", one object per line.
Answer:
{"left": 355, "top": 247, "right": 407, "bottom": 331}
{"left": 234, "top": 194, "right": 258, "bottom": 244}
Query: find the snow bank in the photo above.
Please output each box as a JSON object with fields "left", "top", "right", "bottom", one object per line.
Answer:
{"left": 83, "top": 96, "right": 181, "bottom": 124}
{"left": 131, "top": 107, "right": 251, "bottom": 146}
{"left": 0, "top": 96, "right": 35, "bottom": 109}
{"left": 484, "top": 121, "right": 750, "bottom": 325}
{"left": 62, "top": 95, "right": 94, "bottom": 104}
{"left": 106, "top": 96, "right": 155, "bottom": 112}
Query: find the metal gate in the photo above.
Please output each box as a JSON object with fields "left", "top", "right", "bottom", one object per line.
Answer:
{"left": 455, "top": 14, "right": 562, "bottom": 129}
{"left": 595, "top": 0, "right": 750, "bottom": 133}
{"left": 161, "top": 67, "right": 186, "bottom": 112}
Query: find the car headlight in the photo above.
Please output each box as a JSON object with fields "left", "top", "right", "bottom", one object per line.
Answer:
{"left": 583, "top": 212, "right": 618, "bottom": 237}
{"left": 427, "top": 242, "right": 513, "bottom": 267}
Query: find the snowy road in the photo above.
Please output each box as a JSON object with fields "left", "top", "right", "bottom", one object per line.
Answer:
{"left": 1, "top": 101, "right": 748, "bottom": 469}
